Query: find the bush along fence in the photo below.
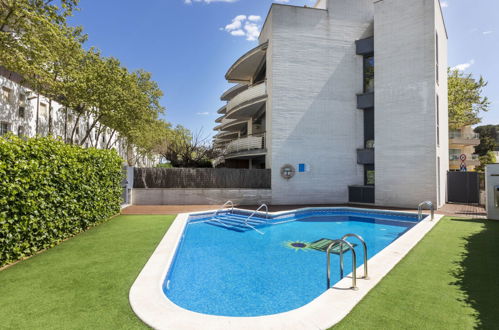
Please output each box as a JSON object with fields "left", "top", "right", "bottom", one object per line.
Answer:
{"left": 134, "top": 168, "right": 271, "bottom": 189}
{"left": 0, "top": 135, "right": 123, "bottom": 267}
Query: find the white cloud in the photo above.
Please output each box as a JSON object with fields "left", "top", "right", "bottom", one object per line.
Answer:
{"left": 483, "top": 30, "right": 493, "bottom": 35}
{"left": 452, "top": 59, "right": 475, "bottom": 71}
{"left": 184, "top": 0, "right": 238, "bottom": 4}
{"left": 196, "top": 112, "right": 210, "bottom": 115}
{"left": 440, "top": 1, "right": 448, "bottom": 8}
{"left": 230, "top": 30, "right": 246, "bottom": 36}
{"left": 224, "top": 15, "right": 261, "bottom": 41}
{"left": 225, "top": 15, "right": 246, "bottom": 31}
{"left": 248, "top": 15, "right": 261, "bottom": 22}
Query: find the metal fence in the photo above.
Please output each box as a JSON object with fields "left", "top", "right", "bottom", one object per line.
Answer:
{"left": 133, "top": 168, "right": 271, "bottom": 189}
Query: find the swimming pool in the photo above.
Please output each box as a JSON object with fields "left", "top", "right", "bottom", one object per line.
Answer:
{"left": 130, "top": 207, "right": 441, "bottom": 330}
{"left": 165, "top": 209, "right": 419, "bottom": 316}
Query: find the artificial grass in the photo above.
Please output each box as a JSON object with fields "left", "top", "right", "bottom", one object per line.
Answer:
{"left": 0, "top": 215, "right": 174, "bottom": 330}
{"left": 333, "top": 217, "right": 499, "bottom": 330}
{"left": 1, "top": 215, "right": 498, "bottom": 329}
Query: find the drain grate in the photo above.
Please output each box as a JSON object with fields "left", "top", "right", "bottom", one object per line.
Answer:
{"left": 309, "top": 238, "right": 357, "bottom": 254}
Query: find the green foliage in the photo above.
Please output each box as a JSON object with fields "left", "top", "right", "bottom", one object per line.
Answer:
{"left": 476, "top": 151, "right": 497, "bottom": 172}
{"left": 474, "top": 125, "right": 499, "bottom": 156}
{"left": 448, "top": 68, "right": 490, "bottom": 129}
{"left": 0, "top": 135, "right": 123, "bottom": 266}
{"left": 1, "top": 0, "right": 168, "bottom": 164}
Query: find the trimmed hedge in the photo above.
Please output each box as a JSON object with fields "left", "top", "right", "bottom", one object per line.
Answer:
{"left": 0, "top": 135, "right": 123, "bottom": 266}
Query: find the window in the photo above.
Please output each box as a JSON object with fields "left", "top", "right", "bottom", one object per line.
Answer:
{"left": 19, "top": 93, "right": 26, "bottom": 103}
{"left": 0, "top": 122, "right": 10, "bottom": 136}
{"left": 18, "top": 126, "right": 25, "bottom": 137}
{"left": 364, "top": 165, "right": 375, "bottom": 186}
{"left": 363, "top": 56, "right": 374, "bottom": 93}
{"left": 1, "top": 87, "right": 13, "bottom": 104}
{"left": 435, "top": 32, "right": 439, "bottom": 85}
{"left": 102, "top": 134, "right": 106, "bottom": 144}
{"left": 19, "top": 106, "right": 25, "bottom": 118}
{"left": 436, "top": 94, "right": 440, "bottom": 146}
{"left": 39, "top": 103, "right": 48, "bottom": 118}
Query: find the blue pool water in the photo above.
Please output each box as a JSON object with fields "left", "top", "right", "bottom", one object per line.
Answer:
{"left": 163, "top": 209, "right": 420, "bottom": 317}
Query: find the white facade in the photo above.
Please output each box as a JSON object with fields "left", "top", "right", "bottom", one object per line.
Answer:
{"left": 0, "top": 68, "right": 159, "bottom": 167}
{"left": 214, "top": 0, "right": 449, "bottom": 208}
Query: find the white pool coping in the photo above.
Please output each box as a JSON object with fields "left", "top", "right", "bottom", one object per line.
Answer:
{"left": 129, "top": 207, "right": 443, "bottom": 330}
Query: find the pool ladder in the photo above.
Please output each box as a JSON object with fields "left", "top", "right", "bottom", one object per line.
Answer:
{"left": 418, "top": 201, "right": 434, "bottom": 221}
{"left": 210, "top": 201, "right": 269, "bottom": 234}
{"left": 326, "top": 234, "right": 369, "bottom": 291}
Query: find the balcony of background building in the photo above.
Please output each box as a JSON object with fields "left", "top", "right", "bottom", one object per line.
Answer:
{"left": 224, "top": 133, "right": 266, "bottom": 158}
{"left": 449, "top": 153, "right": 480, "bottom": 167}
{"left": 225, "top": 82, "right": 267, "bottom": 120}
{"left": 449, "top": 131, "right": 480, "bottom": 146}
{"left": 225, "top": 42, "right": 268, "bottom": 83}
{"left": 221, "top": 84, "right": 249, "bottom": 101}
{"left": 217, "top": 105, "right": 227, "bottom": 115}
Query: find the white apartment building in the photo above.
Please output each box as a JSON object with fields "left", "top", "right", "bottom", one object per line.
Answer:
{"left": 0, "top": 67, "right": 158, "bottom": 167}
{"left": 214, "top": 0, "right": 448, "bottom": 208}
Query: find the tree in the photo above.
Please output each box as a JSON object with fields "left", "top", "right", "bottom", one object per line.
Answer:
{"left": 476, "top": 151, "right": 497, "bottom": 172}
{"left": 474, "top": 125, "right": 498, "bottom": 156}
{"left": 154, "top": 126, "right": 219, "bottom": 168}
{"left": 448, "top": 68, "right": 490, "bottom": 129}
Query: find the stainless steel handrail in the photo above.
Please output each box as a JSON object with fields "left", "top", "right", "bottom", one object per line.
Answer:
{"left": 244, "top": 204, "right": 268, "bottom": 235}
{"left": 215, "top": 200, "right": 234, "bottom": 216}
{"left": 245, "top": 204, "right": 268, "bottom": 224}
{"left": 418, "top": 201, "right": 434, "bottom": 221}
{"left": 326, "top": 239, "right": 358, "bottom": 290}
{"left": 341, "top": 233, "right": 368, "bottom": 280}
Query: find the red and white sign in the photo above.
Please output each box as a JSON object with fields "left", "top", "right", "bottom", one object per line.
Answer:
{"left": 460, "top": 154, "right": 467, "bottom": 162}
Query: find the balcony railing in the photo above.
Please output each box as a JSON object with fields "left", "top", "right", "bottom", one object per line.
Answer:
{"left": 449, "top": 154, "right": 480, "bottom": 162}
{"left": 225, "top": 134, "right": 265, "bottom": 155}
{"left": 226, "top": 82, "right": 266, "bottom": 116}
{"left": 449, "top": 132, "right": 480, "bottom": 139}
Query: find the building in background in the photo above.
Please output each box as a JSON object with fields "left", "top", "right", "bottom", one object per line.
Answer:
{"left": 0, "top": 67, "right": 158, "bottom": 167}
{"left": 449, "top": 125, "right": 480, "bottom": 171}
{"left": 213, "top": 0, "right": 448, "bottom": 208}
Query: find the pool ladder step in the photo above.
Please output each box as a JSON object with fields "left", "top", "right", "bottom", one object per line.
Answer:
{"left": 207, "top": 201, "right": 269, "bottom": 234}
{"left": 326, "top": 233, "right": 369, "bottom": 291}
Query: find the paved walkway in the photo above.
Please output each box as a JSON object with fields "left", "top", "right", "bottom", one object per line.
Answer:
{"left": 122, "top": 203, "right": 487, "bottom": 219}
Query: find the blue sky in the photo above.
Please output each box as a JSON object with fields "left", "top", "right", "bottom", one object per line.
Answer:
{"left": 69, "top": 0, "right": 498, "bottom": 136}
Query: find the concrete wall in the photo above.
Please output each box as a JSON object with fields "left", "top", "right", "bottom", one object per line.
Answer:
{"left": 374, "top": 0, "right": 448, "bottom": 208}
{"left": 266, "top": 2, "right": 373, "bottom": 204}
{"left": 132, "top": 188, "right": 272, "bottom": 205}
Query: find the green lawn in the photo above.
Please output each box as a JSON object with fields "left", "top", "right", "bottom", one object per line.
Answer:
{"left": 0, "top": 215, "right": 174, "bottom": 330}
{"left": 1, "top": 215, "right": 498, "bottom": 329}
{"left": 333, "top": 217, "right": 499, "bottom": 330}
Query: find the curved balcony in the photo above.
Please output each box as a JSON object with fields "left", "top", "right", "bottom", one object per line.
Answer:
{"left": 217, "top": 105, "right": 227, "bottom": 114}
{"left": 221, "top": 84, "right": 249, "bottom": 101}
{"left": 217, "top": 118, "right": 248, "bottom": 132}
{"left": 225, "top": 134, "right": 266, "bottom": 157}
{"left": 226, "top": 82, "right": 267, "bottom": 120}
{"left": 225, "top": 42, "right": 268, "bottom": 83}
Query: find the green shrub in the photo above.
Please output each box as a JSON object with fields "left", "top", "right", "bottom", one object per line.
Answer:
{"left": 0, "top": 135, "right": 123, "bottom": 266}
